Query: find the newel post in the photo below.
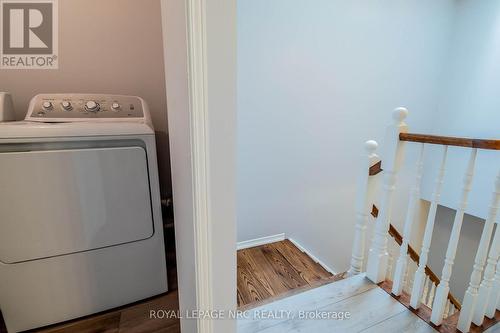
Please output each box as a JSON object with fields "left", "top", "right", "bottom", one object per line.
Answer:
{"left": 348, "top": 140, "right": 381, "bottom": 276}
{"left": 366, "top": 107, "right": 408, "bottom": 283}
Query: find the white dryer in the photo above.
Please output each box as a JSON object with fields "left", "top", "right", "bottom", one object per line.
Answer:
{"left": 0, "top": 94, "right": 167, "bottom": 332}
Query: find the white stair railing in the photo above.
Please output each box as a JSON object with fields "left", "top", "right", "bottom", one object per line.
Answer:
{"left": 488, "top": 254, "right": 500, "bottom": 318}
{"left": 421, "top": 275, "right": 430, "bottom": 304}
{"left": 387, "top": 238, "right": 402, "bottom": 281}
{"left": 392, "top": 143, "right": 425, "bottom": 296}
{"left": 402, "top": 260, "right": 417, "bottom": 294}
{"left": 426, "top": 281, "right": 436, "bottom": 308}
{"left": 410, "top": 145, "right": 448, "bottom": 309}
{"left": 457, "top": 170, "right": 500, "bottom": 331}
{"left": 472, "top": 208, "right": 500, "bottom": 325}
{"left": 349, "top": 107, "right": 499, "bottom": 332}
{"left": 431, "top": 148, "right": 478, "bottom": 326}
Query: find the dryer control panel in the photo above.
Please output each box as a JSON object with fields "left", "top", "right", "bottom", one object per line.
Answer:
{"left": 25, "top": 94, "right": 147, "bottom": 122}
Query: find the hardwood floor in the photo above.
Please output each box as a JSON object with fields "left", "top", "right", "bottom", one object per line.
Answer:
{"left": 237, "top": 240, "right": 343, "bottom": 308}
{"left": 0, "top": 274, "right": 180, "bottom": 333}
{"left": 28, "top": 291, "right": 180, "bottom": 333}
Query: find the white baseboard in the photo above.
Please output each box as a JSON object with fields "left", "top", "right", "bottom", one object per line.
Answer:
{"left": 237, "top": 233, "right": 285, "bottom": 250}
{"left": 288, "top": 238, "right": 337, "bottom": 275}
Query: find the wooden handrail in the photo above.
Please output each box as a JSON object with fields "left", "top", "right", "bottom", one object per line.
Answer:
{"left": 400, "top": 133, "right": 500, "bottom": 150}
{"left": 369, "top": 160, "right": 383, "bottom": 176}
{"left": 371, "top": 205, "right": 462, "bottom": 310}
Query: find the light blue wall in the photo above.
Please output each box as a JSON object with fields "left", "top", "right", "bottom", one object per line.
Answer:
{"left": 423, "top": 0, "right": 500, "bottom": 303}
{"left": 237, "top": 0, "right": 456, "bottom": 272}
{"left": 421, "top": 0, "right": 500, "bottom": 219}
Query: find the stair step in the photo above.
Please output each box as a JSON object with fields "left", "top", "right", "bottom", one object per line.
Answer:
{"left": 238, "top": 273, "right": 435, "bottom": 333}
{"left": 238, "top": 271, "right": 347, "bottom": 311}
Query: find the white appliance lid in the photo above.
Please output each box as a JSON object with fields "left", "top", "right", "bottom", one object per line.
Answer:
{"left": 0, "top": 121, "right": 154, "bottom": 139}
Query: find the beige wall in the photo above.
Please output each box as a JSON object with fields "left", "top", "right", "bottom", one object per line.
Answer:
{"left": 0, "top": 0, "right": 171, "bottom": 196}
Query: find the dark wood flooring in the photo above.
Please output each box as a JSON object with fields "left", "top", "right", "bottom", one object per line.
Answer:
{"left": 1, "top": 277, "right": 179, "bottom": 333}
{"left": 28, "top": 291, "right": 180, "bottom": 333}
{"left": 237, "top": 239, "right": 344, "bottom": 308}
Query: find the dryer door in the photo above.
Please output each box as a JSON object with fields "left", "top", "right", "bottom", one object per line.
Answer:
{"left": 0, "top": 146, "right": 154, "bottom": 263}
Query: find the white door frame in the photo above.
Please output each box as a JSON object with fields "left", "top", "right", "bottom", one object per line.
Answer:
{"left": 161, "top": 1, "right": 237, "bottom": 332}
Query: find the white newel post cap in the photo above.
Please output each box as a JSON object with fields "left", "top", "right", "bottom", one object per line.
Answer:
{"left": 392, "top": 107, "right": 409, "bottom": 124}
{"left": 364, "top": 140, "right": 378, "bottom": 154}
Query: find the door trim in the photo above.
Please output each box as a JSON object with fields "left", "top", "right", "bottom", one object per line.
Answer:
{"left": 185, "top": 1, "right": 214, "bottom": 332}
{"left": 161, "top": 1, "right": 237, "bottom": 332}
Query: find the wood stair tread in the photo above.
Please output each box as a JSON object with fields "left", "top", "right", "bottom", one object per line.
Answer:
{"left": 237, "top": 240, "right": 338, "bottom": 308}
{"left": 238, "top": 274, "right": 435, "bottom": 333}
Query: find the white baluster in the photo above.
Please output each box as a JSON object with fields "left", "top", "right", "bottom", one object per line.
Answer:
{"left": 427, "top": 278, "right": 433, "bottom": 302}
{"left": 367, "top": 108, "right": 408, "bottom": 283}
{"left": 407, "top": 274, "right": 415, "bottom": 296}
{"left": 497, "top": 272, "right": 500, "bottom": 312}
{"left": 406, "top": 262, "right": 417, "bottom": 294}
{"left": 444, "top": 300, "right": 450, "bottom": 318}
{"left": 492, "top": 259, "right": 500, "bottom": 315}
{"left": 476, "top": 223, "right": 500, "bottom": 322}
{"left": 348, "top": 140, "right": 381, "bottom": 276}
{"left": 458, "top": 170, "right": 499, "bottom": 331}
{"left": 402, "top": 264, "right": 410, "bottom": 293}
{"left": 404, "top": 265, "right": 415, "bottom": 294}
{"left": 421, "top": 276, "right": 430, "bottom": 303}
{"left": 431, "top": 149, "right": 478, "bottom": 326}
{"left": 410, "top": 146, "right": 449, "bottom": 309}
{"left": 392, "top": 144, "right": 425, "bottom": 296}
{"left": 386, "top": 253, "right": 394, "bottom": 281}
{"left": 427, "top": 282, "right": 436, "bottom": 307}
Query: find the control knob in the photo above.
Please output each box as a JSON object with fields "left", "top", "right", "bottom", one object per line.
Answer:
{"left": 42, "top": 101, "right": 53, "bottom": 110}
{"left": 61, "top": 101, "right": 72, "bottom": 110}
{"left": 85, "top": 100, "right": 100, "bottom": 112}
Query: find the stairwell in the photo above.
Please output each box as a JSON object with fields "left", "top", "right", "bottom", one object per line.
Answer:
{"left": 238, "top": 108, "right": 500, "bottom": 333}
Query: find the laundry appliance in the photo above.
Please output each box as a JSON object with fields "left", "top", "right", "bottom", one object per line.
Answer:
{"left": 0, "top": 94, "right": 167, "bottom": 332}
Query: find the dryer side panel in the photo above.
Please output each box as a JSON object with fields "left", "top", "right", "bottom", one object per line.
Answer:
{"left": 0, "top": 146, "right": 154, "bottom": 263}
